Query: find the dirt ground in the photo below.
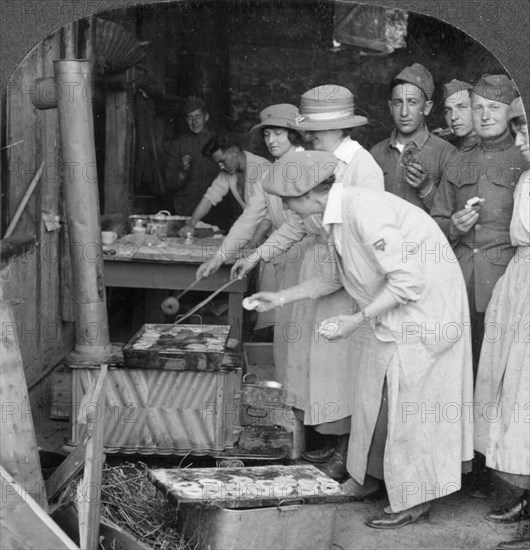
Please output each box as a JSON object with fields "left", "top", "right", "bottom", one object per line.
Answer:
{"left": 333, "top": 488, "right": 523, "bottom": 550}
{"left": 36, "top": 414, "right": 525, "bottom": 550}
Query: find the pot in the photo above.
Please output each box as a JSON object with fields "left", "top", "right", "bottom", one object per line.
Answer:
{"left": 128, "top": 214, "right": 148, "bottom": 234}
{"left": 241, "top": 373, "right": 283, "bottom": 406}
{"left": 146, "top": 210, "right": 171, "bottom": 241}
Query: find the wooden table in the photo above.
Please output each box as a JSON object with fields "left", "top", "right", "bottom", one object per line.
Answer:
{"left": 103, "top": 236, "right": 247, "bottom": 343}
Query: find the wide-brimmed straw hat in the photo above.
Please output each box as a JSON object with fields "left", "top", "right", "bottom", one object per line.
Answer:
{"left": 250, "top": 104, "right": 300, "bottom": 136}
{"left": 288, "top": 85, "right": 367, "bottom": 131}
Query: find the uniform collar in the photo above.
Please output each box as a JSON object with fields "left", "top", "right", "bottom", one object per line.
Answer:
{"left": 480, "top": 130, "right": 514, "bottom": 152}
{"left": 322, "top": 180, "right": 344, "bottom": 233}
{"left": 458, "top": 132, "right": 480, "bottom": 152}
{"left": 389, "top": 125, "right": 430, "bottom": 151}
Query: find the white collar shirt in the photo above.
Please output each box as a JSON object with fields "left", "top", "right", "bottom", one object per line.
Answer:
{"left": 322, "top": 180, "right": 344, "bottom": 255}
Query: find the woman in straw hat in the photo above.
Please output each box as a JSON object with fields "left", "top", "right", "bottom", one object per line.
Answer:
{"left": 231, "top": 86, "right": 384, "bottom": 480}
{"left": 248, "top": 150, "right": 473, "bottom": 529}
{"left": 194, "top": 104, "right": 305, "bottom": 373}
{"left": 474, "top": 96, "right": 530, "bottom": 550}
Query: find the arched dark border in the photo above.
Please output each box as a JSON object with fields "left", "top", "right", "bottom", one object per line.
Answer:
{"left": 0, "top": 0, "right": 529, "bottom": 115}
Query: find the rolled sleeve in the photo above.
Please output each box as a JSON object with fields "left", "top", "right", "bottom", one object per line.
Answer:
{"left": 203, "top": 172, "right": 232, "bottom": 206}
{"left": 218, "top": 182, "right": 271, "bottom": 261}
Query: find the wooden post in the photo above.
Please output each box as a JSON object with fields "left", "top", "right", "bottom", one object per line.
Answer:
{"left": 77, "top": 364, "right": 107, "bottom": 550}
{"left": 103, "top": 85, "right": 134, "bottom": 216}
{"left": 0, "top": 301, "right": 47, "bottom": 510}
{"left": 0, "top": 466, "right": 79, "bottom": 550}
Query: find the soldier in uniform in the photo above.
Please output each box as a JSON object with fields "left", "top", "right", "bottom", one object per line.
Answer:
{"left": 442, "top": 78, "right": 480, "bottom": 152}
{"left": 165, "top": 97, "right": 226, "bottom": 228}
{"left": 431, "top": 74, "right": 526, "bottom": 375}
{"left": 371, "top": 63, "right": 456, "bottom": 211}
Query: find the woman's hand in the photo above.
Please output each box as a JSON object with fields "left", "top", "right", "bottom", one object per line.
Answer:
{"left": 196, "top": 254, "right": 223, "bottom": 280}
{"left": 231, "top": 255, "right": 260, "bottom": 280}
{"left": 245, "top": 291, "right": 282, "bottom": 312}
{"left": 318, "top": 313, "right": 363, "bottom": 341}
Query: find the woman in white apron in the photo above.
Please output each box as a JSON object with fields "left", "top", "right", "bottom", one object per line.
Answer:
{"left": 250, "top": 150, "right": 474, "bottom": 529}
{"left": 231, "top": 86, "right": 384, "bottom": 480}
{"left": 195, "top": 104, "right": 304, "bottom": 373}
{"left": 474, "top": 97, "right": 530, "bottom": 550}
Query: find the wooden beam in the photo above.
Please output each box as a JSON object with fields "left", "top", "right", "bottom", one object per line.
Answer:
{"left": 77, "top": 364, "right": 107, "bottom": 550}
{"left": 45, "top": 434, "right": 88, "bottom": 502}
{"left": 52, "top": 503, "right": 153, "bottom": 550}
{"left": 104, "top": 88, "right": 134, "bottom": 216}
{"left": 0, "top": 465, "right": 79, "bottom": 550}
{"left": 0, "top": 301, "right": 47, "bottom": 510}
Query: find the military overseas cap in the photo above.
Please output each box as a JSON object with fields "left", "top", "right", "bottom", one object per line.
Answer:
{"left": 443, "top": 79, "right": 473, "bottom": 101}
{"left": 473, "top": 75, "right": 518, "bottom": 105}
{"left": 393, "top": 63, "right": 435, "bottom": 100}
{"left": 183, "top": 96, "right": 207, "bottom": 115}
{"left": 508, "top": 96, "right": 526, "bottom": 122}
{"left": 262, "top": 150, "right": 338, "bottom": 197}
{"left": 250, "top": 104, "right": 300, "bottom": 136}
{"left": 288, "top": 85, "right": 367, "bottom": 131}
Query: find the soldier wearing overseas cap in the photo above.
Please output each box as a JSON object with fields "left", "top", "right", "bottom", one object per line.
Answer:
{"left": 473, "top": 97, "right": 530, "bottom": 550}
{"left": 230, "top": 85, "right": 384, "bottom": 482}
{"left": 443, "top": 79, "right": 480, "bottom": 152}
{"left": 247, "top": 150, "right": 473, "bottom": 530}
{"left": 165, "top": 97, "right": 226, "bottom": 228}
{"left": 431, "top": 74, "right": 528, "bottom": 379}
{"left": 370, "top": 63, "right": 457, "bottom": 211}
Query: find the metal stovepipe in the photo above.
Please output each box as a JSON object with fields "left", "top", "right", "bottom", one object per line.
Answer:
{"left": 53, "top": 60, "right": 111, "bottom": 358}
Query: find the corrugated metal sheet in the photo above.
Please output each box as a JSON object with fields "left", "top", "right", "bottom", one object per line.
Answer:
{"left": 69, "top": 367, "right": 239, "bottom": 455}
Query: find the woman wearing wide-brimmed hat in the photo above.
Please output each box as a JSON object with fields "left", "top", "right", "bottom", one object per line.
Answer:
{"left": 231, "top": 86, "right": 384, "bottom": 480}
{"left": 195, "top": 103, "right": 305, "bottom": 372}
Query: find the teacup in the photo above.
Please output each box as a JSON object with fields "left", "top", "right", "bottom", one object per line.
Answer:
{"left": 101, "top": 231, "right": 118, "bottom": 245}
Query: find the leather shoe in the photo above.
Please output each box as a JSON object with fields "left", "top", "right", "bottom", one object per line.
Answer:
{"left": 341, "top": 475, "right": 381, "bottom": 500}
{"left": 316, "top": 434, "right": 349, "bottom": 482}
{"left": 487, "top": 498, "right": 529, "bottom": 524}
{"left": 497, "top": 522, "right": 530, "bottom": 549}
{"left": 302, "top": 440, "right": 336, "bottom": 464}
{"left": 317, "top": 455, "right": 348, "bottom": 482}
{"left": 365, "top": 503, "right": 431, "bottom": 529}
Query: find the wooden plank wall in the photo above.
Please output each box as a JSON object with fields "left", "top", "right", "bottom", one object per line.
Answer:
{"left": 2, "top": 29, "right": 75, "bottom": 391}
